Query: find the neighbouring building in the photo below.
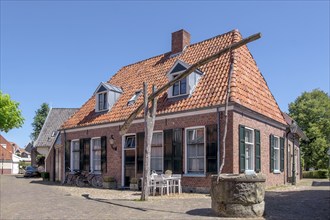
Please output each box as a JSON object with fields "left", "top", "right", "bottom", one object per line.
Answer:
{"left": 60, "top": 29, "right": 305, "bottom": 192}
{"left": 33, "top": 108, "right": 78, "bottom": 181}
{"left": 0, "top": 134, "right": 19, "bottom": 174}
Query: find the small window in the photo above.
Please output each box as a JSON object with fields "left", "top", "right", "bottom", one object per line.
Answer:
{"left": 127, "top": 90, "right": 142, "bottom": 106}
{"left": 51, "top": 131, "right": 58, "bottom": 137}
{"left": 98, "top": 92, "right": 107, "bottom": 111}
{"left": 125, "top": 135, "right": 136, "bottom": 148}
{"left": 274, "top": 136, "right": 280, "bottom": 171}
{"left": 172, "top": 75, "right": 187, "bottom": 96}
{"left": 245, "top": 128, "right": 254, "bottom": 171}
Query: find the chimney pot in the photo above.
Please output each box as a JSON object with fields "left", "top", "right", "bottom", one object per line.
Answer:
{"left": 171, "top": 29, "right": 190, "bottom": 54}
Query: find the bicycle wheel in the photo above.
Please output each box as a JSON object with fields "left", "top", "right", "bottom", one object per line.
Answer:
{"left": 91, "top": 175, "right": 103, "bottom": 188}
{"left": 76, "top": 175, "right": 86, "bottom": 187}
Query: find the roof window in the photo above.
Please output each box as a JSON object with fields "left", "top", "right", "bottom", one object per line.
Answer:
{"left": 94, "top": 82, "right": 123, "bottom": 112}
{"left": 127, "top": 90, "right": 142, "bottom": 106}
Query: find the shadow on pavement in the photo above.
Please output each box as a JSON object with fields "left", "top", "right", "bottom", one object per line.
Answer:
{"left": 265, "top": 190, "right": 330, "bottom": 220}
{"left": 186, "top": 208, "right": 215, "bottom": 217}
{"left": 312, "top": 181, "right": 330, "bottom": 187}
{"left": 81, "top": 194, "right": 185, "bottom": 215}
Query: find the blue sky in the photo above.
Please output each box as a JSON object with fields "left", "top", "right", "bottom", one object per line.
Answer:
{"left": 1, "top": 1, "right": 329, "bottom": 149}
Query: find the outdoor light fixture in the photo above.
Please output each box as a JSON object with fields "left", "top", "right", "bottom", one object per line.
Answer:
{"left": 290, "top": 120, "right": 298, "bottom": 185}
{"left": 109, "top": 135, "right": 117, "bottom": 151}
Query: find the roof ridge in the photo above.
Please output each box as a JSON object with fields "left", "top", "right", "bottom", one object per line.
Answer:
{"left": 112, "top": 29, "right": 239, "bottom": 76}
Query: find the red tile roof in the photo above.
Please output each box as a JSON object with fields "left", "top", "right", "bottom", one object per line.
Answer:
{"left": 62, "top": 29, "right": 285, "bottom": 129}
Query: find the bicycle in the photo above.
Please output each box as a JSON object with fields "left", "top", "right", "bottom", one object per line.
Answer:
{"left": 63, "top": 168, "right": 80, "bottom": 186}
{"left": 75, "top": 171, "right": 103, "bottom": 188}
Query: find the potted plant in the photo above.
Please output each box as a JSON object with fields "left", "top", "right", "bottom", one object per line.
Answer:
{"left": 103, "top": 176, "right": 117, "bottom": 189}
{"left": 41, "top": 172, "right": 49, "bottom": 181}
{"left": 129, "top": 177, "right": 139, "bottom": 191}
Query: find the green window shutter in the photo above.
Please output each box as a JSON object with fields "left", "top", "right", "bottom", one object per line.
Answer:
{"left": 79, "top": 139, "right": 84, "bottom": 171}
{"left": 280, "top": 137, "right": 284, "bottom": 172}
{"left": 101, "top": 136, "right": 107, "bottom": 173}
{"left": 136, "top": 132, "right": 145, "bottom": 173}
{"left": 163, "top": 129, "right": 173, "bottom": 172}
{"left": 65, "top": 140, "right": 71, "bottom": 172}
{"left": 270, "top": 135, "right": 274, "bottom": 172}
{"left": 239, "top": 125, "right": 246, "bottom": 173}
{"left": 173, "top": 128, "right": 183, "bottom": 174}
{"left": 255, "top": 129, "right": 261, "bottom": 173}
{"left": 206, "top": 124, "right": 218, "bottom": 173}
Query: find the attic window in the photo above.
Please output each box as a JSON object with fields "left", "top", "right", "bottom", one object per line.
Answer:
{"left": 167, "top": 60, "right": 203, "bottom": 98}
{"left": 94, "top": 82, "right": 123, "bottom": 113}
{"left": 127, "top": 90, "right": 142, "bottom": 106}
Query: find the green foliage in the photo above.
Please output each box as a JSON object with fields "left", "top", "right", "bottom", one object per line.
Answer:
{"left": 0, "top": 91, "right": 25, "bottom": 132}
{"left": 302, "top": 169, "right": 329, "bottom": 179}
{"left": 289, "top": 89, "right": 330, "bottom": 170}
{"left": 31, "top": 103, "right": 50, "bottom": 141}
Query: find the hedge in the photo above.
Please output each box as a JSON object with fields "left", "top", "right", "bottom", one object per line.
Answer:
{"left": 302, "top": 169, "right": 329, "bottom": 179}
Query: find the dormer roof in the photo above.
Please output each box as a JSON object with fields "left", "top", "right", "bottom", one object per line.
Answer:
{"left": 94, "top": 82, "right": 123, "bottom": 95}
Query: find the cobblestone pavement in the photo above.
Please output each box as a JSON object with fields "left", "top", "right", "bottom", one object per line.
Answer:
{"left": 0, "top": 175, "right": 329, "bottom": 219}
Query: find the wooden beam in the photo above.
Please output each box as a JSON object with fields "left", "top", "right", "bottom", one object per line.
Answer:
{"left": 119, "top": 32, "right": 261, "bottom": 135}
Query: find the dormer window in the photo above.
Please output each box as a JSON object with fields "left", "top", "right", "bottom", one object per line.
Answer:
{"left": 167, "top": 60, "right": 203, "bottom": 98}
{"left": 172, "top": 75, "right": 187, "bottom": 96}
{"left": 94, "top": 82, "right": 123, "bottom": 112}
{"left": 98, "top": 92, "right": 107, "bottom": 111}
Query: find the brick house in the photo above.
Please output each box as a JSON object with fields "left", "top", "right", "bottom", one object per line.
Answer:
{"left": 60, "top": 29, "right": 301, "bottom": 192}
{"left": 0, "top": 134, "right": 19, "bottom": 174}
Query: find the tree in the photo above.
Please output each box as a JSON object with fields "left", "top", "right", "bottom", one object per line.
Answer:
{"left": 288, "top": 89, "right": 330, "bottom": 170}
{"left": 0, "top": 91, "right": 24, "bottom": 132}
{"left": 31, "top": 103, "right": 50, "bottom": 141}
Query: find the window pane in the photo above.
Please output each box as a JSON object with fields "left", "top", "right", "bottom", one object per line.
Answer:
{"left": 173, "top": 82, "right": 179, "bottom": 96}
{"left": 245, "top": 129, "right": 253, "bottom": 143}
{"left": 152, "top": 133, "right": 162, "bottom": 146}
{"left": 245, "top": 144, "right": 253, "bottom": 170}
{"left": 93, "top": 139, "right": 101, "bottom": 150}
{"left": 188, "top": 145, "right": 196, "bottom": 157}
{"left": 274, "top": 137, "right": 279, "bottom": 149}
{"left": 73, "top": 152, "right": 80, "bottom": 170}
{"left": 197, "top": 144, "right": 204, "bottom": 157}
{"left": 180, "top": 78, "right": 186, "bottom": 94}
{"left": 125, "top": 136, "right": 136, "bottom": 148}
{"left": 274, "top": 148, "right": 279, "bottom": 170}
{"left": 151, "top": 146, "right": 162, "bottom": 157}
{"left": 151, "top": 158, "right": 162, "bottom": 172}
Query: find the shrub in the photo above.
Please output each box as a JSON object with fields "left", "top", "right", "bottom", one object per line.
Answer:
{"left": 103, "top": 176, "right": 116, "bottom": 182}
{"left": 303, "top": 169, "right": 329, "bottom": 178}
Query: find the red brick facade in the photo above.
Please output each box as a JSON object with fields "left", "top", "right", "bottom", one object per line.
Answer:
{"left": 61, "top": 106, "right": 290, "bottom": 192}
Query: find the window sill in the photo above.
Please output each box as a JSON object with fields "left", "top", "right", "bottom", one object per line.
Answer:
{"left": 183, "top": 173, "right": 206, "bottom": 178}
{"left": 273, "top": 170, "right": 281, "bottom": 174}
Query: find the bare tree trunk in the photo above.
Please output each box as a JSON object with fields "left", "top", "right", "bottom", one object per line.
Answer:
{"left": 217, "top": 59, "right": 234, "bottom": 182}
{"left": 141, "top": 83, "right": 157, "bottom": 201}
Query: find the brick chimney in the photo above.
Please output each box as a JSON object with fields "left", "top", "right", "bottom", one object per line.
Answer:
{"left": 171, "top": 29, "right": 190, "bottom": 54}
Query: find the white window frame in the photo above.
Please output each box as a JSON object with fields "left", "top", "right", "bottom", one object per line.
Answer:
{"left": 70, "top": 139, "right": 80, "bottom": 172}
{"left": 98, "top": 92, "right": 108, "bottom": 111}
{"left": 90, "top": 137, "right": 102, "bottom": 174}
{"left": 185, "top": 126, "right": 206, "bottom": 176}
{"left": 150, "top": 131, "right": 164, "bottom": 173}
{"left": 273, "top": 136, "right": 280, "bottom": 173}
{"left": 171, "top": 73, "right": 187, "bottom": 97}
{"left": 245, "top": 127, "right": 254, "bottom": 172}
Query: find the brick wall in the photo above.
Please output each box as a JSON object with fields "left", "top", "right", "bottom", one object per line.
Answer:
{"left": 61, "top": 109, "right": 289, "bottom": 190}
{"left": 232, "top": 111, "right": 287, "bottom": 187}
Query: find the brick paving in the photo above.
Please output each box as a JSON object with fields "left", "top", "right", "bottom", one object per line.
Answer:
{"left": 1, "top": 175, "right": 329, "bottom": 219}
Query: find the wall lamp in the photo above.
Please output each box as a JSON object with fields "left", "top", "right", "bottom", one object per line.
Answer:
{"left": 109, "top": 135, "right": 117, "bottom": 151}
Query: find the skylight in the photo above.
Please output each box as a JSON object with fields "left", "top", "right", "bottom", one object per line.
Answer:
{"left": 127, "top": 90, "right": 142, "bottom": 106}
